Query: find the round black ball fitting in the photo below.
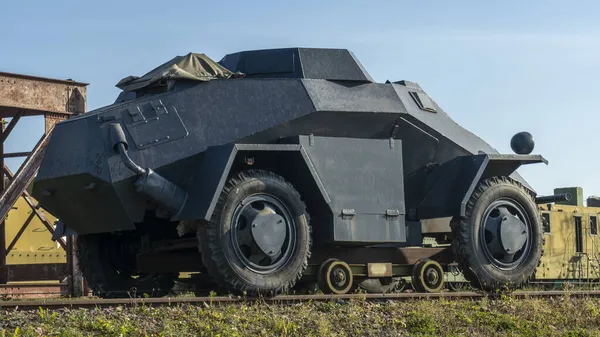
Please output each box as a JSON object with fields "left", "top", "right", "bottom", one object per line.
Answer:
{"left": 510, "top": 131, "right": 535, "bottom": 155}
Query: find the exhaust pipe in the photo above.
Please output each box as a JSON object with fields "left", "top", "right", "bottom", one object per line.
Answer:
{"left": 109, "top": 123, "right": 187, "bottom": 216}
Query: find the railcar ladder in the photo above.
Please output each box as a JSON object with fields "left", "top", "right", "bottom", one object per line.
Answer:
{"left": 0, "top": 126, "right": 55, "bottom": 227}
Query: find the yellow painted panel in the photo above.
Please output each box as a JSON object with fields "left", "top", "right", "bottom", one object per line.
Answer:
{"left": 4, "top": 195, "right": 66, "bottom": 265}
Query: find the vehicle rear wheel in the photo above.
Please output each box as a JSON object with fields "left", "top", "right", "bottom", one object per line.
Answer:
{"left": 451, "top": 176, "right": 544, "bottom": 292}
{"left": 198, "top": 169, "right": 312, "bottom": 296}
{"left": 76, "top": 233, "right": 176, "bottom": 298}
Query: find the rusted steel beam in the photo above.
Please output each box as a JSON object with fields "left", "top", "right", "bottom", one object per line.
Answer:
{"left": 44, "top": 112, "right": 69, "bottom": 134}
{"left": 0, "top": 111, "right": 23, "bottom": 144}
{"left": 6, "top": 263, "right": 68, "bottom": 282}
{"left": 0, "top": 126, "right": 54, "bottom": 227}
{"left": 4, "top": 152, "right": 31, "bottom": 158}
{"left": 0, "top": 121, "right": 5, "bottom": 284}
{"left": 0, "top": 72, "right": 88, "bottom": 118}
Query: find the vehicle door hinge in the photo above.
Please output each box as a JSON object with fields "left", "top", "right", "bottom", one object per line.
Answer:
{"left": 341, "top": 208, "right": 355, "bottom": 220}
{"left": 385, "top": 209, "right": 400, "bottom": 219}
{"left": 128, "top": 106, "right": 145, "bottom": 123}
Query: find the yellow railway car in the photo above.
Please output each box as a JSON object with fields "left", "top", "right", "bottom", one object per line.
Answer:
{"left": 536, "top": 202, "right": 600, "bottom": 283}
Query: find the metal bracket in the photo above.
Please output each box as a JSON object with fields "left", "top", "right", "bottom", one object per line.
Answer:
{"left": 389, "top": 121, "right": 399, "bottom": 139}
{"left": 341, "top": 208, "right": 355, "bottom": 220}
{"left": 129, "top": 100, "right": 169, "bottom": 126}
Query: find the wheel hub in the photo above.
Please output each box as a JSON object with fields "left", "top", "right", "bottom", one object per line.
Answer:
{"left": 251, "top": 212, "right": 287, "bottom": 257}
{"left": 425, "top": 268, "right": 439, "bottom": 285}
{"left": 499, "top": 214, "right": 528, "bottom": 254}
{"left": 230, "top": 194, "right": 296, "bottom": 274}
{"left": 333, "top": 268, "right": 346, "bottom": 285}
{"left": 480, "top": 199, "right": 532, "bottom": 270}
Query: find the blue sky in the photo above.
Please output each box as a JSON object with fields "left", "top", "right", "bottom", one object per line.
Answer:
{"left": 1, "top": 0, "right": 599, "bottom": 198}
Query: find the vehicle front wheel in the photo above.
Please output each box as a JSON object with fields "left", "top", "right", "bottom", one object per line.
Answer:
{"left": 451, "top": 176, "right": 544, "bottom": 292}
{"left": 198, "top": 169, "right": 312, "bottom": 296}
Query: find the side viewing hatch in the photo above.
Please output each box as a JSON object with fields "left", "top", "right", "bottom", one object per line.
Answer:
{"left": 121, "top": 99, "right": 189, "bottom": 150}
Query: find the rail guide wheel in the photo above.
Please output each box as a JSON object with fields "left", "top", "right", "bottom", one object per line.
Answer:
{"left": 411, "top": 259, "right": 445, "bottom": 293}
{"left": 318, "top": 258, "right": 354, "bottom": 294}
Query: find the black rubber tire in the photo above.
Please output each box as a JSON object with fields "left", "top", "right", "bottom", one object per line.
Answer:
{"left": 450, "top": 176, "right": 544, "bottom": 292}
{"left": 76, "top": 234, "right": 177, "bottom": 298}
{"left": 198, "top": 169, "right": 312, "bottom": 296}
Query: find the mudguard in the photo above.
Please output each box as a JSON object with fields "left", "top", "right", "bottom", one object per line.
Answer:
{"left": 417, "top": 154, "right": 547, "bottom": 219}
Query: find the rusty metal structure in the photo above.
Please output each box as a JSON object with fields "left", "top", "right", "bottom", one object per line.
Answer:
{"left": 0, "top": 71, "right": 87, "bottom": 290}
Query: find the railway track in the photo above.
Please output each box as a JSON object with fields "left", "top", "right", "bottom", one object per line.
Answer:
{"left": 0, "top": 289, "right": 599, "bottom": 310}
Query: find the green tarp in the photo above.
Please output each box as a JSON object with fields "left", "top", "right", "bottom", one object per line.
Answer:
{"left": 116, "top": 52, "right": 243, "bottom": 92}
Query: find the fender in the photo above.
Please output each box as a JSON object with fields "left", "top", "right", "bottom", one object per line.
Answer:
{"left": 417, "top": 153, "right": 548, "bottom": 219}
{"left": 173, "top": 142, "right": 331, "bottom": 222}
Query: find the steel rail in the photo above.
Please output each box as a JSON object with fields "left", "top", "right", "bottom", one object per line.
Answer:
{"left": 0, "top": 290, "right": 599, "bottom": 310}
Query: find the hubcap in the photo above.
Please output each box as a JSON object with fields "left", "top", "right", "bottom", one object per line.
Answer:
{"left": 420, "top": 263, "right": 443, "bottom": 290}
{"left": 230, "top": 194, "right": 296, "bottom": 274}
{"left": 333, "top": 268, "right": 346, "bottom": 286}
{"left": 480, "top": 199, "right": 532, "bottom": 270}
{"left": 425, "top": 268, "right": 439, "bottom": 285}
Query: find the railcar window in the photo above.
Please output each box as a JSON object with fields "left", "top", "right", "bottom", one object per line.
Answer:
{"left": 591, "top": 215, "right": 598, "bottom": 236}
{"left": 542, "top": 213, "right": 550, "bottom": 234}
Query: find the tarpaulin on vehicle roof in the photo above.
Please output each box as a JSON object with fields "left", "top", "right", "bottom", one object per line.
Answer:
{"left": 116, "top": 52, "right": 243, "bottom": 92}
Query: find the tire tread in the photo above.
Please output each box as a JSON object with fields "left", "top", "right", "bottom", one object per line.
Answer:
{"left": 198, "top": 169, "right": 312, "bottom": 296}
{"left": 450, "top": 176, "right": 544, "bottom": 291}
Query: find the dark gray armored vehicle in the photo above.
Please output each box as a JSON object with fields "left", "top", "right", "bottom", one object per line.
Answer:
{"left": 32, "top": 48, "right": 559, "bottom": 298}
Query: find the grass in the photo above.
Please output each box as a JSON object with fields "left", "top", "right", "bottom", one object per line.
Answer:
{"left": 0, "top": 294, "right": 599, "bottom": 336}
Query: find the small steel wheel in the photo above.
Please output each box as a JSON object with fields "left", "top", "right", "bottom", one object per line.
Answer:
{"left": 411, "top": 259, "right": 445, "bottom": 293}
{"left": 318, "top": 259, "right": 354, "bottom": 294}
